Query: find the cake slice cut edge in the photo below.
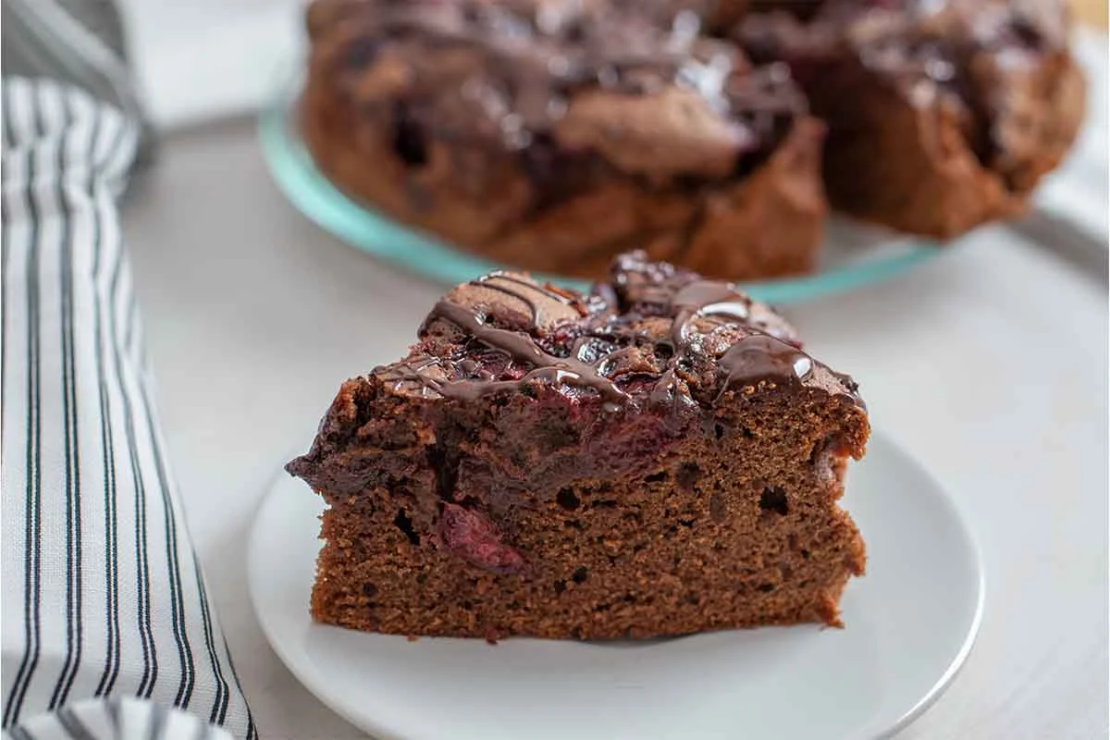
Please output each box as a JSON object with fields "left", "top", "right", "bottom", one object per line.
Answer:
{"left": 287, "top": 250, "right": 869, "bottom": 640}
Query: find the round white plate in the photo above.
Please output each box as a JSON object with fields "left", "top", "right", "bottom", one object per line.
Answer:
{"left": 248, "top": 432, "right": 983, "bottom": 740}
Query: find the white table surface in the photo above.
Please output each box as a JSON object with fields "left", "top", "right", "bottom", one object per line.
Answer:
{"left": 122, "top": 118, "right": 1108, "bottom": 740}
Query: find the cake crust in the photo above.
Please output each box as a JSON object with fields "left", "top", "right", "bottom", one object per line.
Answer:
{"left": 288, "top": 252, "right": 869, "bottom": 640}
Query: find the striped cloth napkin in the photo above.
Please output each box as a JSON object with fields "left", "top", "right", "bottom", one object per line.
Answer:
{"left": 1, "top": 77, "right": 253, "bottom": 738}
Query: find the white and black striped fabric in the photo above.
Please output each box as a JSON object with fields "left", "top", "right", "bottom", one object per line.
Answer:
{"left": 5, "top": 698, "right": 233, "bottom": 740}
{"left": 1, "top": 77, "right": 253, "bottom": 738}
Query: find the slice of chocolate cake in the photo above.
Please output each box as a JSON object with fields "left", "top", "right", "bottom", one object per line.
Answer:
{"left": 287, "top": 252, "right": 868, "bottom": 640}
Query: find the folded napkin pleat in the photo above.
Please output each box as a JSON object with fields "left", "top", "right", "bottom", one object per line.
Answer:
{"left": 2, "top": 78, "right": 253, "bottom": 738}
{"left": 5, "top": 697, "right": 232, "bottom": 740}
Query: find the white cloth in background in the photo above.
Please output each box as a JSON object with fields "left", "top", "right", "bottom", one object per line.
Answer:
{"left": 1, "top": 77, "right": 253, "bottom": 738}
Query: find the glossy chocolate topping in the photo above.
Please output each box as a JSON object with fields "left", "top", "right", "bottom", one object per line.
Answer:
{"left": 420, "top": 298, "right": 629, "bottom": 403}
{"left": 377, "top": 251, "right": 862, "bottom": 411}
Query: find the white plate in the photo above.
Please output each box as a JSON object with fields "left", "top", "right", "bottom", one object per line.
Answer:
{"left": 248, "top": 432, "right": 983, "bottom": 740}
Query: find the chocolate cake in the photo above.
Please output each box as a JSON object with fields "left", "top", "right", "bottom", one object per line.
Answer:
{"left": 301, "top": 0, "right": 828, "bottom": 281}
{"left": 301, "top": 0, "right": 1083, "bottom": 268}
{"left": 735, "top": 0, "right": 1086, "bottom": 237}
{"left": 287, "top": 252, "right": 869, "bottom": 640}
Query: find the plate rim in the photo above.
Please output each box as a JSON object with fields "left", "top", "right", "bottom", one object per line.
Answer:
{"left": 864, "top": 429, "right": 987, "bottom": 739}
{"left": 248, "top": 431, "right": 984, "bottom": 740}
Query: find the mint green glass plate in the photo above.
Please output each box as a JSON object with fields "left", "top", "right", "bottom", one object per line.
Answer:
{"left": 259, "top": 85, "right": 940, "bottom": 305}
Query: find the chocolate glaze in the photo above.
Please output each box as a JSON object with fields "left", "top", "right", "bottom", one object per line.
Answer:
{"left": 472, "top": 273, "right": 575, "bottom": 315}
{"left": 421, "top": 298, "right": 628, "bottom": 402}
{"left": 377, "top": 251, "right": 862, "bottom": 412}
{"left": 719, "top": 334, "right": 813, "bottom": 390}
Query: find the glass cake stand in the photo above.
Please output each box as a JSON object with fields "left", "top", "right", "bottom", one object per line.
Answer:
{"left": 258, "top": 75, "right": 942, "bottom": 305}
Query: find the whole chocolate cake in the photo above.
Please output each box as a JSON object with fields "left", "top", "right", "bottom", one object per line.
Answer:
{"left": 301, "top": 0, "right": 828, "bottom": 281}
{"left": 300, "top": 0, "right": 1083, "bottom": 273}
{"left": 287, "top": 252, "right": 869, "bottom": 640}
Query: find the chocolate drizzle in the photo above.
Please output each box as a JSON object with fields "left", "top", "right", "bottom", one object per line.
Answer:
{"left": 381, "top": 251, "right": 862, "bottom": 411}
{"left": 651, "top": 279, "right": 754, "bottom": 405}
{"left": 468, "top": 272, "right": 575, "bottom": 321}
{"left": 671, "top": 280, "right": 753, "bottom": 344}
{"left": 646, "top": 276, "right": 818, "bottom": 405}
{"left": 718, "top": 335, "right": 813, "bottom": 395}
{"left": 421, "top": 299, "right": 628, "bottom": 402}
